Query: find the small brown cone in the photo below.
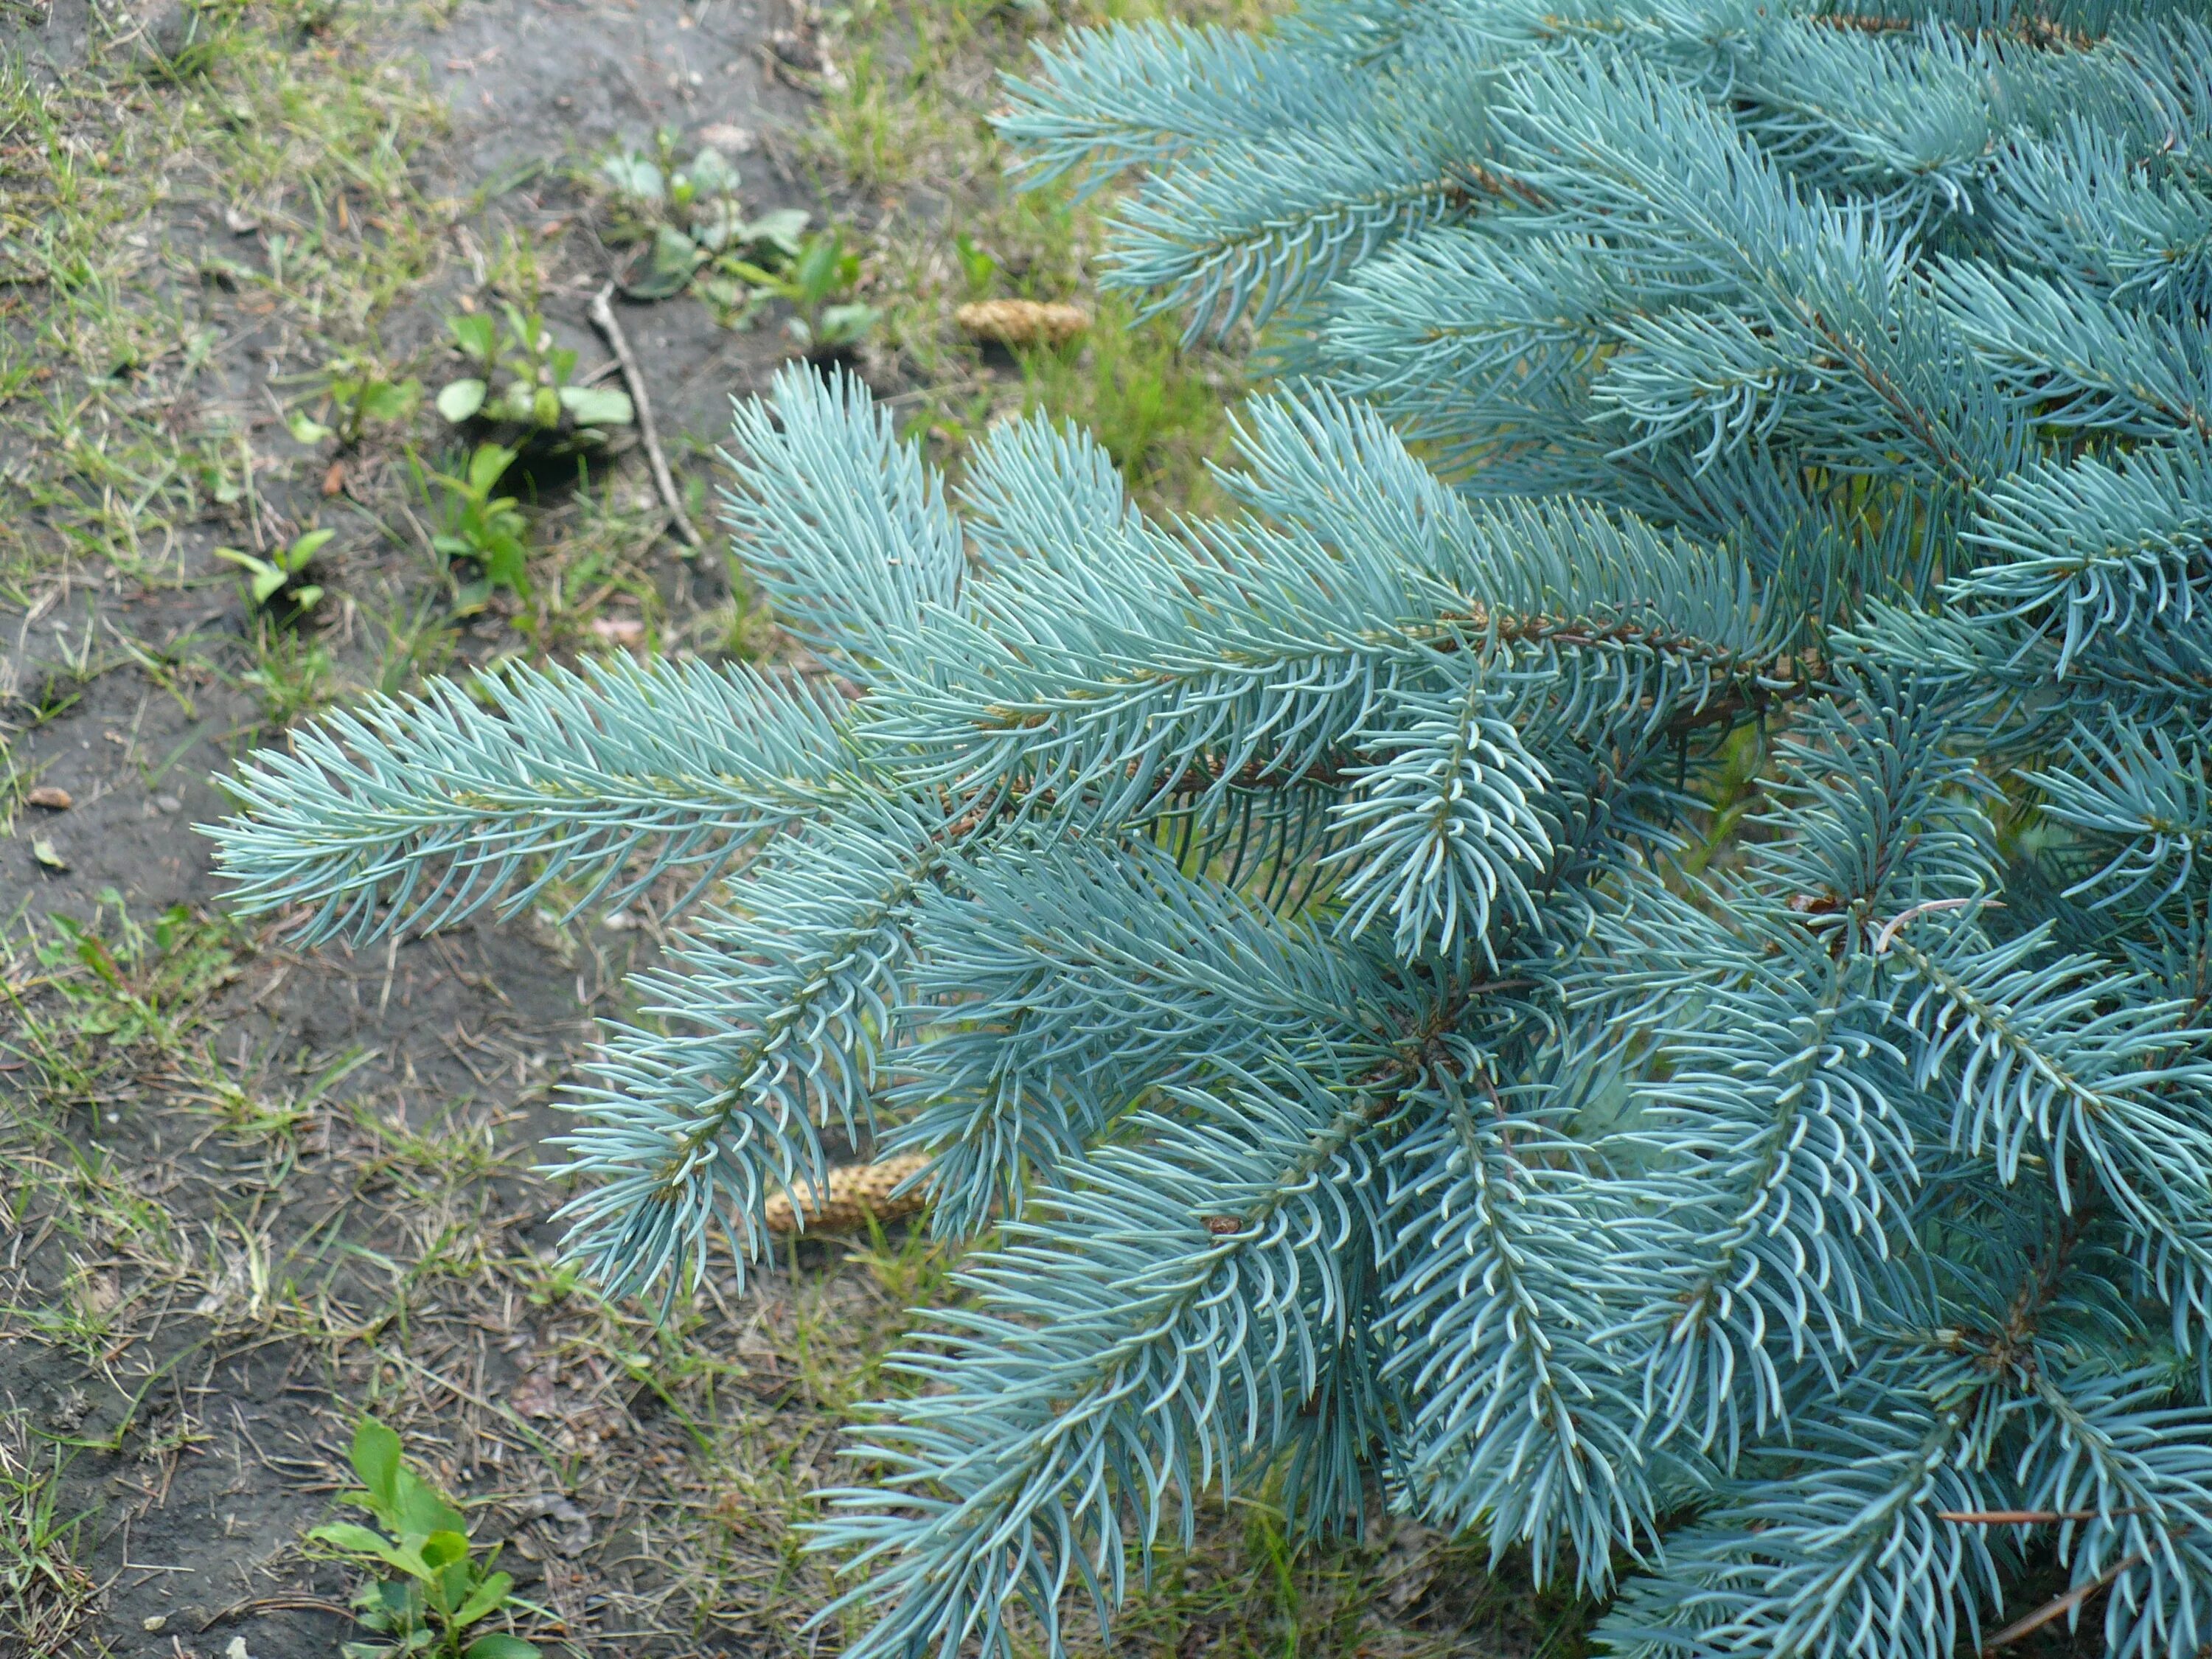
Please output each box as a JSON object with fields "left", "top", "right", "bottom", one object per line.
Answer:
{"left": 954, "top": 299, "right": 1091, "bottom": 349}
{"left": 763, "top": 1153, "right": 931, "bottom": 1235}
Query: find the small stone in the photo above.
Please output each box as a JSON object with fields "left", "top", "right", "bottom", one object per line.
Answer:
{"left": 156, "top": 793, "right": 182, "bottom": 813}
{"left": 700, "top": 122, "right": 757, "bottom": 154}
{"left": 510, "top": 1368, "right": 558, "bottom": 1419}
{"left": 26, "top": 785, "right": 72, "bottom": 810}
{"left": 142, "top": 1615, "right": 167, "bottom": 1633}
{"left": 764, "top": 27, "right": 821, "bottom": 69}
{"left": 512, "top": 1493, "right": 594, "bottom": 1556}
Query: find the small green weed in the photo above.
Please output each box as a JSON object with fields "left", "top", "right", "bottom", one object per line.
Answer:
{"left": 414, "top": 442, "right": 529, "bottom": 611}
{"left": 0, "top": 1421, "right": 94, "bottom": 1654}
{"left": 302, "top": 357, "right": 425, "bottom": 449}
{"left": 310, "top": 1417, "right": 540, "bottom": 1659}
{"left": 216, "top": 525, "right": 333, "bottom": 614}
{"left": 953, "top": 229, "right": 998, "bottom": 299}
{"left": 594, "top": 133, "right": 810, "bottom": 303}
{"left": 27, "top": 897, "right": 238, "bottom": 1052}
{"left": 435, "top": 307, "right": 631, "bottom": 448}
{"left": 723, "top": 228, "right": 877, "bottom": 354}
{"left": 240, "top": 625, "right": 341, "bottom": 724}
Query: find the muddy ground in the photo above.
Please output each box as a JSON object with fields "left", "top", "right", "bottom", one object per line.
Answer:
{"left": 0, "top": 0, "right": 1584, "bottom": 1655}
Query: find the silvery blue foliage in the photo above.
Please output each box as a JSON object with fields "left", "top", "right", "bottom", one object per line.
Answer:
{"left": 209, "top": 0, "right": 2212, "bottom": 1652}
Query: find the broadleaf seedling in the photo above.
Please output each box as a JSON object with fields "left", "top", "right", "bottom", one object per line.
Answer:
{"left": 723, "top": 228, "right": 878, "bottom": 353}
{"left": 308, "top": 1418, "right": 541, "bottom": 1659}
{"left": 314, "top": 356, "right": 423, "bottom": 446}
{"left": 591, "top": 139, "right": 812, "bottom": 304}
{"left": 412, "top": 443, "right": 531, "bottom": 613}
{"left": 434, "top": 307, "right": 630, "bottom": 450}
{"left": 215, "top": 526, "right": 333, "bottom": 613}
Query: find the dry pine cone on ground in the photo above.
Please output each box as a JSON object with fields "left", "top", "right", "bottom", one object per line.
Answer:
{"left": 762, "top": 1154, "right": 931, "bottom": 1234}
{"left": 954, "top": 299, "right": 1091, "bottom": 349}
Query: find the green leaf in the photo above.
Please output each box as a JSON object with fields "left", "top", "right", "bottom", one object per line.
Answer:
{"left": 629, "top": 223, "right": 705, "bottom": 299}
{"left": 287, "top": 409, "right": 335, "bottom": 445}
{"left": 954, "top": 229, "right": 996, "bottom": 296}
{"left": 370, "top": 1579, "right": 417, "bottom": 1620}
{"left": 598, "top": 153, "right": 663, "bottom": 203}
{"left": 467, "top": 444, "right": 518, "bottom": 497}
{"left": 309, "top": 1520, "right": 396, "bottom": 1554}
{"left": 531, "top": 386, "right": 561, "bottom": 428}
{"left": 790, "top": 232, "right": 841, "bottom": 307}
{"left": 452, "top": 1569, "right": 513, "bottom": 1630}
{"left": 437, "top": 378, "right": 487, "bottom": 424}
{"left": 742, "top": 207, "right": 810, "bottom": 258}
{"left": 558, "top": 386, "right": 634, "bottom": 426}
{"left": 393, "top": 1474, "right": 465, "bottom": 1540}
{"left": 249, "top": 564, "right": 289, "bottom": 605}
{"left": 687, "top": 145, "right": 739, "bottom": 197}
{"left": 420, "top": 1530, "right": 470, "bottom": 1571}
{"left": 151, "top": 905, "right": 188, "bottom": 953}
{"left": 31, "top": 838, "right": 69, "bottom": 871}
{"left": 448, "top": 314, "right": 498, "bottom": 360}
{"left": 291, "top": 584, "right": 324, "bottom": 611}
{"left": 308, "top": 1521, "right": 414, "bottom": 1572}
{"left": 658, "top": 224, "right": 706, "bottom": 271}
{"left": 212, "top": 546, "right": 274, "bottom": 577}
{"left": 817, "top": 303, "right": 879, "bottom": 347}
{"left": 360, "top": 378, "right": 421, "bottom": 422}
{"left": 482, "top": 538, "right": 529, "bottom": 594}
{"left": 349, "top": 1419, "right": 403, "bottom": 1514}
{"left": 692, "top": 197, "right": 742, "bottom": 254}
{"left": 287, "top": 528, "right": 337, "bottom": 568}
{"left": 72, "top": 933, "right": 121, "bottom": 985}
{"left": 462, "top": 1635, "right": 540, "bottom": 1659}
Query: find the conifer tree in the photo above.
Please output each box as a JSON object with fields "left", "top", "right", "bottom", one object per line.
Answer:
{"left": 211, "top": 0, "right": 2212, "bottom": 1652}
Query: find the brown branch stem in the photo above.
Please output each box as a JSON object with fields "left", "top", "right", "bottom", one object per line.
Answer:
{"left": 1982, "top": 1554, "right": 2144, "bottom": 1654}
{"left": 588, "top": 282, "right": 703, "bottom": 552}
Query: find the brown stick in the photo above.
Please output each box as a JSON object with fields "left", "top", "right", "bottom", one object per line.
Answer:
{"left": 1982, "top": 1553, "right": 2144, "bottom": 1653}
{"left": 200, "top": 1594, "right": 356, "bottom": 1631}
{"left": 586, "top": 282, "right": 703, "bottom": 552}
